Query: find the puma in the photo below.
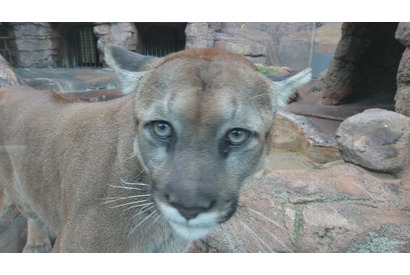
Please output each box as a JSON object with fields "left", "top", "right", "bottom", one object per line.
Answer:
{"left": 0, "top": 45, "right": 311, "bottom": 252}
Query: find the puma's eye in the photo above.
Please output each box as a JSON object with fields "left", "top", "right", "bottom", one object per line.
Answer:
{"left": 151, "top": 121, "right": 172, "bottom": 139}
{"left": 226, "top": 128, "right": 251, "bottom": 146}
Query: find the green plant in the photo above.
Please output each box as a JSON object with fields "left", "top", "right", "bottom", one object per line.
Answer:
{"left": 256, "top": 64, "right": 278, "bottom": 75}
{"left": 240, "top": 23, "right": 247, "bottom": 56}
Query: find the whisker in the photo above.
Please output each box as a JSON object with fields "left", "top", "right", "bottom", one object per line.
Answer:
{"left": 120, "top": 178, "right": 149, "bottom": 187}
{"left": 122, "top": 201, "right": 154, "bottom": 212}
{"left": 233, "top": 219, "right": 265, "bottom": 253}
{"left": 108, "top": 185, "right": 143, "bottom": 191}
{"left": 100, "top": 199, "right": 120, "bottom": 205}
{"left": 136, "top": 170, "right": 145, "bottom": 178}
{"left": 125, "top": 153, "right": 138, "bottom": 161}
{"left": 101, "top": 194, "right": 152, "bottom": 205}
{"left": 105, "top": 199, "right": 150, "bottom": 208}
{"left": 242, "top": 207, "right": 290, "bottom": 235}
{"left": 103, "top": 194, "right": 152, "bottom": 201}
{"left": 129, "top": 210, "right": 158, "bottom": 235}
{"left": 132, "top": 205, "right": 156, "bottom": 218}
{"left": 238, "top": 220, "right": 275, "bottom": 253}
{"left": 119, "top": 171, "right": 146, "bottom": 184}
{"left": 261, "top": 227, "right": 293, "bottom": 253}
{"left": 250, "top": 93, "right": 271, "bottom": 100}
{"left": 148, "top": 212, "right": 162, "bottom": 227}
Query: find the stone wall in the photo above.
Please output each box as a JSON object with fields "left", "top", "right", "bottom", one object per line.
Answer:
{"left": 3, "top": 23, "right": 139, "bottom": 68}
{"left": 4, "top": 22, "right": 342, "bottom": 72}
{"left": 395, "top": 22, "right": 410, "bottom": 117}
{"left": 185, "top": 23, "right": 221, "bottom": 49}
{"left": 8, "top": 23, "right": 61, "bottom": 68}
{"left": 186, "top": 22, "right": 342, "bottom": 70}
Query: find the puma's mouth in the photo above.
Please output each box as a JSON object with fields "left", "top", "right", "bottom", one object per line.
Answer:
{"left": 168, "top": 220, "right": 216, "bottom": 240}
{"left": 157, "top": 202, "right": 219, "bottom": 240}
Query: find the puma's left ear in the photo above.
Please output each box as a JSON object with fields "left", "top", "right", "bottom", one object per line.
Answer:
{"left": 104, "top": 44, "right": 158, "bottom": 94}
{"left": 270, "top": 68, "right": 312, "bottom": 108}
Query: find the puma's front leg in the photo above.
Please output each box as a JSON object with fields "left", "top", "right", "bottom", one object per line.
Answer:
{"left": 23, "top": 220, "right": 52, "bottom": 253}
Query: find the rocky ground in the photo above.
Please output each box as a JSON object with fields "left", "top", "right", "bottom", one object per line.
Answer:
{"left": 192, "top": 160, "right": 410, "bottom": 253}
{"left": 1, "top": 65, "right": 409, "bottom": 253}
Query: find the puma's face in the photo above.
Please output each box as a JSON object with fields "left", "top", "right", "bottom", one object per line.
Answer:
{"left": 105, "top": 45, "right": 311, "bottom": 241}
{"left": 133, "top": 55, "right": 276, "bottom": 240}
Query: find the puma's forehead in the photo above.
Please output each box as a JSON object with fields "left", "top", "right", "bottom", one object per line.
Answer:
{"left": 132, "top": 48, "right": 276, "bottom": 140}
{"left": 136, "top": 55, "right": 274, "bottom": 135}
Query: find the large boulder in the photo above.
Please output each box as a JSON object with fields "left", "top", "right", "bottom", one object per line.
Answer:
{"left": 0, "top": 54, "right": 20, "bottom": 87}
{"left": 395, "top": 84, "right": 410, "bottom": 117}
{"left": 319, "top": 23, "right": 404, "bottom": 105}
{"left": 395, "top": 23, "right": 410, "bottom": 117}
{"left": 336, "top": 108, "right": 410, "bottom": 175}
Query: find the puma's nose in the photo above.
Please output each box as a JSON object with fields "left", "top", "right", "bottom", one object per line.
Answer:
{"left": 169, "top": 202, "right": 207, "bottom": 220}
{"left": 165, "top": 194, "right": 215, "bottom": 220}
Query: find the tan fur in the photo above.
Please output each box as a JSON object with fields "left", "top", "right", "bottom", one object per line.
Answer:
{"left": 0, "top": 46, "right": 311, "bottom": 252}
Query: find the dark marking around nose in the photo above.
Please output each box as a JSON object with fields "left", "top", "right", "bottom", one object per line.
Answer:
{"left": 168, "top": 200, "right": 215, "bottom": 220}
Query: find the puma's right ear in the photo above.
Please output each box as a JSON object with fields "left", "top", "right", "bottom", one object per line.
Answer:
{"left": 270, "top": 68, "right": 312, "bottom": 109}
{"left": 104, "top": 44, "right": 158, "bottom": 94}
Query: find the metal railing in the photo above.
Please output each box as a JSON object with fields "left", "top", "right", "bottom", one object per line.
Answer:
{"left": 142, "top": 25, "right": 185, "bottom": 57}
{"left": 67, "top": 26, "right": 101, "bottom": 68}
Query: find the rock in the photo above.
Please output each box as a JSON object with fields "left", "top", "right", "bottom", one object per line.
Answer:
{"left": 395, "top": 39, "right": 410, "bottom": 117}
{"left": 15, "top": 68, "right": 118, "bottom": 93}
{"left": 276, "top": 66, "right": 292, "bottom": 74}
{"left": 272, "top": 110, "right": 341, "bottom": 164}
{"left": 218, "top": 23, "right": 279, "bottom": 65}
{"left": 395, "top": 22, "right": 410, "bottom": 47}
{"left": 309, "top": 69, "right": 328, "bottom": 93}
{"left": 395, "top": 85, "right": 410, "bottom": 117}
{"left": 336, "top": 108, "right": 410, "bottom": 174}
{"left": 320, "top": 23, "right": 405, "bottom": 105}
{"left": 9, "top": 23, "right": 61, "bottom": 68}
{"left": 0, "top": 55, "right": 20, "bottom": 87}
{"left": 185, "top": 23, "right": 221, "bottom": 49}
{"left": 214, "top": 32, "right": 268, "bottom": 64}
{"left": 397, "top": 48, "right": 410, "bottom": 84}
{"left": 192, "top": 163, "right": 410, "bottom": 252}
